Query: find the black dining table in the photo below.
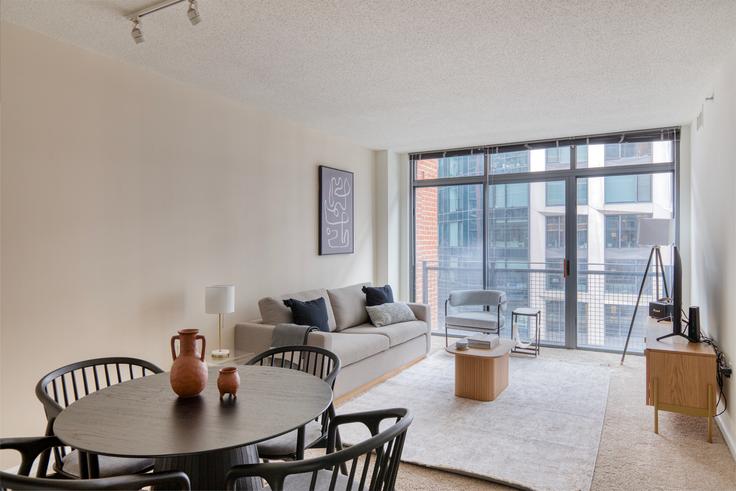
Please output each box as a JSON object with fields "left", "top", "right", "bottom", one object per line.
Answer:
{"left": 53, "top": 365, "right": 333, "bottom": 490}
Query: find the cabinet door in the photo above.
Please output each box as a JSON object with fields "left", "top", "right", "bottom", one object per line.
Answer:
{"left": 649, "top": 351, "right": 715, "bottom": 410}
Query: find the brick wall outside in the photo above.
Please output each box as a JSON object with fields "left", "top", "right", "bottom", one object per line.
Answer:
{"left": 414, "top": 160, "right": 440, "bottom": 327}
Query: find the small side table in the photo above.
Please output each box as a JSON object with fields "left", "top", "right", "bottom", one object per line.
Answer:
{"left": 511, "top": 307, "right": 541, "bottom": 356}
{"left": 446, "top": 340, "right": 516, "bottom": 401}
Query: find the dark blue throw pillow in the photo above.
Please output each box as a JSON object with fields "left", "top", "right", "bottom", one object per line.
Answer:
{"left": 362, "top": 285, "right": 394, "bottom": 306}
{"left": 283, "top": 297, "right": 330, "bottom": 332}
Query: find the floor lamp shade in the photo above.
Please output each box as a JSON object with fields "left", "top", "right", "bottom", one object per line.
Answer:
{"left": 638, "top": 218, "right": 674, "bottom": 246}
{"left": 206, "top": 285, "right": 235, "bottom": 314}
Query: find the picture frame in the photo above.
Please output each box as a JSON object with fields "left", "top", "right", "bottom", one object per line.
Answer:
{"left": 319, "top": 165, "right": 354, "bottom": 255}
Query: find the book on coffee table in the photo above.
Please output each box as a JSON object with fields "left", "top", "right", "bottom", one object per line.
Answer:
{"left": 466, "top": 333, "right": 500, "bottom": 349}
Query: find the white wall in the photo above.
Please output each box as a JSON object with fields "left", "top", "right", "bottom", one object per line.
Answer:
{"left": 689, "top": 49, "right": 736, "bottom": 453}
{"left": 373, "top": 150, "right": 401, "bottom": 291}
{"left": 0, "top": 21, "right": 375, "bottom": 463}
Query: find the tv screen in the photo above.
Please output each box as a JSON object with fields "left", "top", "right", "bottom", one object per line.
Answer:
{"left": 672, "top": 245, "right": 682, "bottom": 334}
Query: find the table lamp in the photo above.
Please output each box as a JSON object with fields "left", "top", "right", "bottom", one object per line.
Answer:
{"left": 205, "top": 284, "right": 235, "bottom": 359}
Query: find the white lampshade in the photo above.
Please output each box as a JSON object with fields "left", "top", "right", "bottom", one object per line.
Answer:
{"left": 205, "top": 285, "right": 235, "bottom": 314}
{"left": 638, "top": 218, "right": 674, "bottom": 246}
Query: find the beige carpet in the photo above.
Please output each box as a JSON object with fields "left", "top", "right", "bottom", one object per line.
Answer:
{"left": 337, "top": 351, "right": 610, "bottom": 490}
{"left": 335, "top": 340, "right": 736, "bottom": 491}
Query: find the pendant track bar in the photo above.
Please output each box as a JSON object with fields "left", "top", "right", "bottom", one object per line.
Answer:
{"left": 126, "top": 0, "right": 188, "bottom": 21}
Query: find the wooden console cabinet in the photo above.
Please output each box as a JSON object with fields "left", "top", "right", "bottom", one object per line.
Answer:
{"left": 645, "top": 319, "right": 717, "bottom": 442}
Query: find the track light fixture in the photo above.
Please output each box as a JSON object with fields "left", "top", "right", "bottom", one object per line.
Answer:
{"left": 126, "top": 0, "right": 202, "bottom": 44}
{"left": 187, "top": 0, "right": 201, "bottom": 26}
{"left": 131, "top": 19, "right": 144, "bottom": 44}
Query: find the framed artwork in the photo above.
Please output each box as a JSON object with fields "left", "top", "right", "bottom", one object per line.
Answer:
{"left": 319, "top": 165, "right": 354, "bottom": 255}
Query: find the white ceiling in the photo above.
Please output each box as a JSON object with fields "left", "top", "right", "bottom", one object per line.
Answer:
{"left": 2, "top": 0, "right": 736, "bottom": 152}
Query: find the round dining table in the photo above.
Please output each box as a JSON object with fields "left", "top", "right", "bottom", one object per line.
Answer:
{"left": 53, "top": 365, "right": 333, "bottom": 490}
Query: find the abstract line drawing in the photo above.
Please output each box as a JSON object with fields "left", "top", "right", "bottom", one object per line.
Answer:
{"left": 319, "top": 165, "right": 354, "bottom": 255}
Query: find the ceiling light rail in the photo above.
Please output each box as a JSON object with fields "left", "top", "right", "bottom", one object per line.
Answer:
{"left": 126, "top": 0, "right": 201, "bottom": 44}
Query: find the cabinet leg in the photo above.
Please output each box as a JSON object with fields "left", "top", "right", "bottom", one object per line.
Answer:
{"left": 653, "top": 378, "right": 659, "bottom": 434}
{"left": 707, "top": 384, "right": 713, "bottom": 443}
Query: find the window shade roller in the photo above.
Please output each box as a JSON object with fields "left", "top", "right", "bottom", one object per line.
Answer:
{"left": 409, "top": 127, "right": 679, "bottom": 159}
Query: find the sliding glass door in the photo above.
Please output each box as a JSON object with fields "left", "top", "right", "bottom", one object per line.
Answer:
{"left": 487, "top": 180, "right": 568, "bottom": 345}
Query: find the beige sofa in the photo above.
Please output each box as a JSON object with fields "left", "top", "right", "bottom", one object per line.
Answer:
{"left": 234, "top": 283, "right": 431, "bottom": 398}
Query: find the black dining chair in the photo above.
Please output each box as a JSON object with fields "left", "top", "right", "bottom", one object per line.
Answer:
{"left": 225, "top": 408, "right": 412, "bottom": 491}
{"left": 34, "top": 357, "right": 163, "bottom": 479}
{"left": 246, "top": 346, "right": 341, "bottom": 461}
{"left": 0, "top": 435, "right": 191, "bottom": 490}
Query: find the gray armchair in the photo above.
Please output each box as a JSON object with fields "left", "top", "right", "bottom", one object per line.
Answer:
{"left": 444, "top": 290, "right": 507, "bottom": 346}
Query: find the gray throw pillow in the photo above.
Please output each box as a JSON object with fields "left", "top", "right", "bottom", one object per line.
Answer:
{"left": 366, "top": 303, "right": 416, "bottom": 327}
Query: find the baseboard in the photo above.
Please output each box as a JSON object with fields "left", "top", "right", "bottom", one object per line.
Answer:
{"left": 334, "top": 354, "right": 426, "bottom": 407}
{"left": 715, "top": 413, "right": 736, "bottom": 461}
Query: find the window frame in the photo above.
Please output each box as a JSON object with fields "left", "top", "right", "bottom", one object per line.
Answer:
{"left": 409, "top": 127, "right": 679, "bottom": 352}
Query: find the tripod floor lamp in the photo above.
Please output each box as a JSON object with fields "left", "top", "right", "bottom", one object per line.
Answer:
{"left": 620, "top": 218, "right": 674, "bottom": 364}
{"left": 206, "top": 284, "right": 235, "bottom": 359}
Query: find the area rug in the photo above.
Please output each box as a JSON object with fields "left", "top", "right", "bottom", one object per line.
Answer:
{"left": 337, "top": 350, "right": 611, "bottom": 491}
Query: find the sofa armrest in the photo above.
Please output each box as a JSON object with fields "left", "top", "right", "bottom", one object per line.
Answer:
{"left": 235, "top": 321, "right": 334, "bottom": 355}
{"left": 305, "top": 331, "right": 333, "bottom": 351}
{"left": 407, "top": 303, "right": 430, "bottom": 327}
{"left": 234, "top": 321, "right": 274, "bottom": 355}
{"left": 407, "top": 303, "right": 432, "bottom": 354}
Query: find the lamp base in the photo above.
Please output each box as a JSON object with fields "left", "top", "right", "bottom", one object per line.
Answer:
{"left": 211, "top": 348, "right": 230, "bottom": 359}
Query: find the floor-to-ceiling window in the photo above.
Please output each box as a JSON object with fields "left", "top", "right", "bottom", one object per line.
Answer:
{"left": 411, "top": 128, "right": 678, "bottom": 352}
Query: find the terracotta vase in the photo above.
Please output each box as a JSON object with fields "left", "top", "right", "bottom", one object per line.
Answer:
{"left": 217, "top": 367, "right": 240, "bottom": 400}
{"left": 170, "top": 329, "right": 208, "bottom": 398}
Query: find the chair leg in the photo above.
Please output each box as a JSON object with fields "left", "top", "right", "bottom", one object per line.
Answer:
{"left": 37, "top": 420, "right": 55, "bottom": 478}
{"left": 296, "top": 426, "right": 305, "bottom": 460}
{"left": 36, "top": 448, "right": 51, "bottom": 478}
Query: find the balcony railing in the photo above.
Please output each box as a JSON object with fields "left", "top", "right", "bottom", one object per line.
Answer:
{"left": 418, "top": 260, "right": 667, "bottom": 353}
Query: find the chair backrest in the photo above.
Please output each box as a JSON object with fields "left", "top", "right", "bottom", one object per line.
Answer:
{"left": 0, "top": 436, "right": 190, "bottom": 490}
{"left": 246, "top": 346, "right": 341, "bottom": 388}
{"left": 34, "top": 357, "right": 163, "bottom": 474}
{"left": 35, "top": 357, "right": 163, "bottom": 420}
{"left": 225, "top": 408, "right": 412, "bottom": 491}
{"left": 448, "top": 289, "right": 507, "bottom": 309}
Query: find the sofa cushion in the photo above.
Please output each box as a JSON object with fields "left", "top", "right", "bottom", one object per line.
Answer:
{"left": 259, "top": 288, "right": 337, "bottom": 331}
{"left": 328, "top": 332, "right": 389, "bottom": 366}
{"left": 362, "top": 284, "right": 394, "bottom": 306}
{"left": 283, "top": 298, "right": 330, "bottom": 332}
{"left": 366, "top": 303, "right": 416, "bottom": 327}
{"left": 445, "top": 311, "right": 500, "bottom": 330}
{"left": 327, "top": 283, "right": 370, "bottom": 331}
{"left": 341, "top": 321, "right": 428, "bottom": 347}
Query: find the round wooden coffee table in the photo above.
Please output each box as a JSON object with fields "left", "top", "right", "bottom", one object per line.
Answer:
{"left": 446, "top": 340, "right": 515, "bottom": 401}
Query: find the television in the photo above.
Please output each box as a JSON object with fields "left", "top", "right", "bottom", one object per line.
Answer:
{"left": 672, "top": 245, "right": 682, "bottom": 334}
{"left": 657, "top": 245, "right": 687, "bottom": 341}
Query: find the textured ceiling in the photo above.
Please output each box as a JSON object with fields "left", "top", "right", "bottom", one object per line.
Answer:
{"left": 2, "top": 0, "right": 736, "bottom": 151}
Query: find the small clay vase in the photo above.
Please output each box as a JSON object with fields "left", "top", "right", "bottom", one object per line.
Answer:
{"left": 170, "top": 329, "right": 208, "bottom": 398}
{"left": 218, "top": 367, "right": 240, "bottom": 400}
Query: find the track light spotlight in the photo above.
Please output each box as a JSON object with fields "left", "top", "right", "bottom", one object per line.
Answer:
{"left": 131, "top": 19, "right": 144, "bottom": 44}
{"left": 187, "top": 0, "right": 201, "bottom": 26}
